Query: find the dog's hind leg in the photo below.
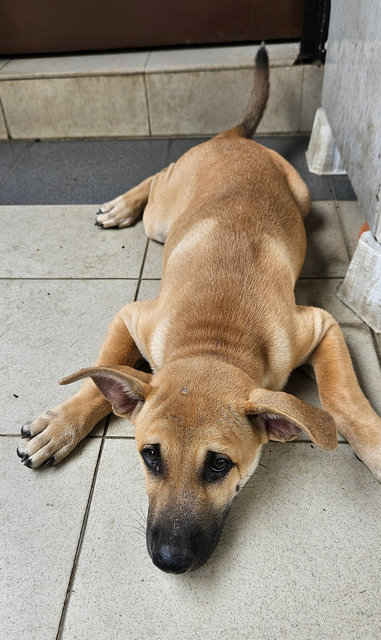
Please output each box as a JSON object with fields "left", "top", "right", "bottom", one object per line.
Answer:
{"left": 267, "top": 148, "right": 311, "bottom": 219}
{"left": 17, "top": 306, "right": 142, "bottom": 468}
{"left": 296, "top": 306, "right": 381, "bottom": 481}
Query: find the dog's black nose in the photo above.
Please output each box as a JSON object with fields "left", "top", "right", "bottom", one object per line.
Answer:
{"left": 151, "top": 544, "right": 193, "bottom": 574}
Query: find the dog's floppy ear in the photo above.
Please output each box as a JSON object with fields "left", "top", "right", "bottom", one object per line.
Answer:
{"left": 59, "top": 365, "right": 152, "bottom": 417}
{"left": 244, "top": 388, "right": 337, "bottom": 450}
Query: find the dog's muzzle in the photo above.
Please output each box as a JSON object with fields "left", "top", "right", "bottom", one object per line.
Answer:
{"left": 146, "top": 508, "right": 230, "bottom": 573}
{"left": 149, "top": 537, "right": 193, "bottom": 574}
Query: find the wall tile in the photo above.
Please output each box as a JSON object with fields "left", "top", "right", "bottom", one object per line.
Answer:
{"left": 147, "top": 66, "right": 302, "bottom": 136}
{"left": 0, "top": 75, "right": 149, "bottom": 138}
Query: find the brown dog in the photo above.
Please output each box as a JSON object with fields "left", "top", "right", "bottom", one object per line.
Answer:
{"left": 17, "top": 46, "right": 381, "bottom": 573}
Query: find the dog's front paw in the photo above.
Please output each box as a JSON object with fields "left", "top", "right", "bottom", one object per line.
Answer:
{"left": 95, "top": 194, "right": 141, "bottom": 229}
{"left": 17, "top": 406, "right": 85, "bottom": 469}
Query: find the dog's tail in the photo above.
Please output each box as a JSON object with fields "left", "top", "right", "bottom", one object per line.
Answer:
{"left": 239, "top": 43, "right": 269, "bottom": 138}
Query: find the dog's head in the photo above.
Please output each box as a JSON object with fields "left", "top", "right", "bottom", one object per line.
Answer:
{"left": 61, "top": 358, "right": 336, "bottom": 573}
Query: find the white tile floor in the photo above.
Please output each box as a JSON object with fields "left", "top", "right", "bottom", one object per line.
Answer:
{"left": 1, "top": 199, "right": 380, "bottom": 640}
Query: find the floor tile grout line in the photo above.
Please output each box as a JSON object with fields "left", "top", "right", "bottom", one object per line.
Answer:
{"left": 104, "top": 435, "right": 136, "bottom": 439}
{"left": 0, "top": 198, "right": 344, "bottom": 206}
{"left": 164, "top": 138, "right": 173, "bottom": 166}
{"left": 0, "top": 431, "right": 352, "bottom": 444}
{"left": 0, "top": 137, "right": 34, "bottom": 186}
{"left": 296, "top": 66, "right": 304, "bottom": 133}
{"left": 326, "top": 175, "right": 336, "bottom": 203}
{"left": 370, "top": 330, "right": 381, "bottom": 368}
{"left": 328, "top": 176, "right": 339, "bottom": 202}
{"left": 0, "top": 96, "right": 11, "bottom": 140}
{"left": 0, "top": 277, "right": 150, "bottom": 281}
{"left": 0, "top": 59, "right": 12, "bottom": 73}
{"left": 134, "top": 238, "right": 150, "bottom": 301}
{"left": 0, "top": 133, "right": 311, "bottom": 144}
{"left": 329, "top": 177, "right": 353, "bottom": 261}
{"left": 142, "top": 73, "right": 152, "bottom": 136}
{"left": 55, "top": 413, "right": 111, "bottom": 640}
{"left": 0, "top": 432, "right": 134, "bottom": 439}
{"left": 297, "top": 276, "right": 344, "bottom": 280}
{"left": 1, "top": 433, "right": 28, "bottom": 438}
{"left": 103, "top": 414, "right": 111, "bottom": 437}
{"left": 144, "top": 51, "right": 152, "bottom": 71}
{"left": 93, "top": 436, "right": 352, "bottom": 444}
{"left": 0, "top": 276, "right": 346, "bottom": 282}
{"left": 0, "top": 432, "right": 352, "bottom": 444}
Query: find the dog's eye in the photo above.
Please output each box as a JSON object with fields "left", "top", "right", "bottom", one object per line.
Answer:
{"left": 203, "top": 451, "right": 233, "bottom": 482}
{"left": 141, "top": 445, "right": 161, "bottom": 471}
{"left": 210, "top": 455, "right": 230, "bottom": 472}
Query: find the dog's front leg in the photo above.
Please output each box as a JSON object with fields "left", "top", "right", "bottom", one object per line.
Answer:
{"left": 302, "top": 307, "right": 381, "bottom": 481}
{"left": 17, "top": 308, "right": 140, "bottom": 468}
{"left": 95, "top": 167, "right": 168, "bottom": 229}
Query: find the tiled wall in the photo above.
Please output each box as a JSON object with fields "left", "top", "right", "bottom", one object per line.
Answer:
{"left": 322, "top": 0, "right": 381, "bottom": 239}
{"left": 0, "top": 44, "right": 323, "bottom": 140}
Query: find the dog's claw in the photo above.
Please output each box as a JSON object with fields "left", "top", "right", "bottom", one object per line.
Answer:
{"left": 21, "top": 422, "right": 32, "bottom": 438}
{"left": 25, "top": 458, "right": 33, "bottom": 468}
{"left": 17, "top": 447, "right": 30, "bottom": 464}
{"left": 42, "top": 456, "right": 55, "bottom": 466}
{"left": 94, "top": 219, "right": 104, "bottom": 228}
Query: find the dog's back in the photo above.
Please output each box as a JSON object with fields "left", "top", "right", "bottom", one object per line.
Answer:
{"left": 145, "top": 44, "right": 309, "bottom": 287}
{"left": 135, "top": 46, "right": 313, "bottom": 388}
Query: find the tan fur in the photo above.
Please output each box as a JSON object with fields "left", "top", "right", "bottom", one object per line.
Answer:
{"left": 18, "top": 57, "right": 381, "bottom": 570}
{"left": 20, "top": 133, "right": 381, "bottom": 485}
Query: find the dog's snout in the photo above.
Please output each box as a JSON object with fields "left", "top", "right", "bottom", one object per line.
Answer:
{"left": 146, "top": 506, "right": 229, "bottom": 573}
{"left": 147, "top": 523, "right": 194, "bottom": 573}
{"left": 151, "top": 543, "right": 193, "bottom": 574}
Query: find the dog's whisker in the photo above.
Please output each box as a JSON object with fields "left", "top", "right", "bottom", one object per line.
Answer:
{"left": 127, "top": 528, "right": 146, "bottom": 539}
{"left": 219, "top": 527, "right": 240, "bottom": 543}
{"left": 127, "top": 522, "right": 145, "bottom": 532}
{"left": 127, "top": 502, "right": 147, "bottom": 528}
{"left": 225, "top": 511, "right": 243, "bottom": 526}
{"left": 126, "top": 521, "right": 146, "bottom": 536}
{"left": 125, "top": 460, "right": 141, "bottom": 475}
{"left": 132, "top": 516, "right": 146, "bottom": 529}
{"left": 138, "top": 501, "right": 148, "bottom": 524}
{"left": 222, "top": 523, "right": 240, "bottom": 536}
{"left": 215, "top": 539, "right": 233, "bottom": 549}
